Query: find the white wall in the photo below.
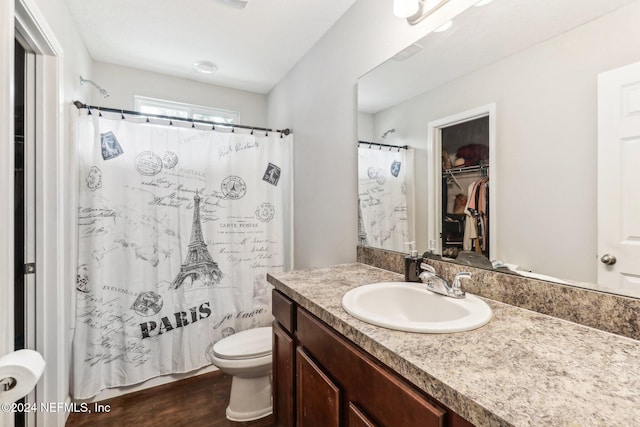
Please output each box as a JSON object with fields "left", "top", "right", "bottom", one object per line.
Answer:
{"left": 267, "top": 0, "right": 478, "bottom": 269}
{"left": 30, "top": 0, "right": 93, "bottom": 100}
{"left": 91, "top": 62, "right": 268, "bottom": 126}
{"left": 371, "top": 1, "right": 640, "bottom": 283}
{"left": 358, "top": 112, "right": 375, "bottom": 142}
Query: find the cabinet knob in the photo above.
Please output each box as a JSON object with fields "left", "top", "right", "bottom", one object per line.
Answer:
{"left": 600, "top": 254, "right": 617, "bottom": 265}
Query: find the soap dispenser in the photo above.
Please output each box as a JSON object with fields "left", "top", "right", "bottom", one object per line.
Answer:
{"left": 404, "top": 242, "right": 422, "bottom": 282}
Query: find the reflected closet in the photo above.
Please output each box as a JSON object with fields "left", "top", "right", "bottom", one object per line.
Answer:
{"left": 441, "top": 116, "right": 489, "bottom": 258}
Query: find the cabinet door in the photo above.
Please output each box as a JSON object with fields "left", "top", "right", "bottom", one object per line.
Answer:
{"left": 296, "top": 347, "right": 340, "bottom": 427}
{"left": 273, "top": 322, "right": 295, "bottom": 427}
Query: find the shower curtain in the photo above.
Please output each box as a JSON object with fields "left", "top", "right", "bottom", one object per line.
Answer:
{"left": 358, "top": 146, "right": 413, "bottom": 251}
{"left": 72, "top": 110, "right": 291, "bottom": 399}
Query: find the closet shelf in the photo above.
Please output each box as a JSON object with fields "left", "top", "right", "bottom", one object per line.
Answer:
{"left": 443, "top": 164, "right": 489, "bottom": 175}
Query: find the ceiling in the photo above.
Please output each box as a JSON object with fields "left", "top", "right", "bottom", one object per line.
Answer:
{"left": 359, "top": 0, "right": 638, "bottom": 114}
{"left": 65, "top": 0, "right": 358, "bottom": 94}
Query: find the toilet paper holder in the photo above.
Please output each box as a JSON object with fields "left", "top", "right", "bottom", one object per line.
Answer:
{"left": 1, "top": 377, "right": 17, "bottom": 392}
{"left": 0, "top": 350, "right": 45, "bottom": 402}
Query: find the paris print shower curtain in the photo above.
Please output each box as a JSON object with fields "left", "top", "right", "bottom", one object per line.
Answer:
{"left": 358, "top": 146, "right": 413, "bottom": 252}
{"left": 72, "top": 110, "right": 291, "bottom": 399}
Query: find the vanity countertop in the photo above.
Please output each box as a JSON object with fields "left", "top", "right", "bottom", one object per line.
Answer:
{"left": 267, "top": 262, "right": 640, "bottom": 427}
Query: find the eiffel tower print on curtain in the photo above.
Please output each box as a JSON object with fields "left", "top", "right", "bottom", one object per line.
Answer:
{"left": 171, "top": 192, "right": 223, "bottom": 289}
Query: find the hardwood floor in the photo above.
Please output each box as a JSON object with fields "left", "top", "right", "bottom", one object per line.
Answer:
{"left": 65, "top": 371, "right": 273, "bottom": 427}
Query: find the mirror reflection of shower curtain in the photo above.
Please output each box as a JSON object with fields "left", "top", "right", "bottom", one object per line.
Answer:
{"left": 71, "top": 110, "right": 291, "bottom": 399}
{"left": 358, "top": 147, "right": 414, "bottom": 251}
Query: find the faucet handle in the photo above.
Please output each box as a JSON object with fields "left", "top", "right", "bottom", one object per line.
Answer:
{"left": 419, "top": 263, "right": 436, "bottom": 274}
{"left": 452, "top": 272, "right": 472, "bottom": 291}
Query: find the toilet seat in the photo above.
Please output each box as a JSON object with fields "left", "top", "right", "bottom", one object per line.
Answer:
{"left": 213, "top": 326, "right": 272, "bottom": 360}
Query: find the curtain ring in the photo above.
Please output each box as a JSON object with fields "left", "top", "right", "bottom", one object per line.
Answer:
{"left": 146, "top": 116, "right": 150, "bottom": 123}
{"left": 121, "top": 110, "right": 125, "bottom": 120}
{"left": 191, "top": 119, "right": 195, "bottom": 128}
{"left": 250, "top": 129, "right": 254, "bottom": 135}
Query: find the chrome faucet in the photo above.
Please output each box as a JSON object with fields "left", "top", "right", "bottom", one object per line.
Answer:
{"left": 418, "top": 263, "right": 471, "bottom": 299}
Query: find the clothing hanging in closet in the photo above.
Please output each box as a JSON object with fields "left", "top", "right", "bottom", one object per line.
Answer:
{"left": 463, "top": 177, "right": 489, "bottom": 254}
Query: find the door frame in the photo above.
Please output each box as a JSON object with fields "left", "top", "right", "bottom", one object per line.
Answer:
{"left": 0, "top": 8, "right": 16, "bottom": 427}
{"left": 2, "top": 1, "right": 67, "bottom": 426}
{"left": 426, "top": 103, "right": 497, "bottom": 259}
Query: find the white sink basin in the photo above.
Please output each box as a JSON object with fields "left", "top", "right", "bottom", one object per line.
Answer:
{"left": 342, "top": 282, "right": 492, "bottom": 333}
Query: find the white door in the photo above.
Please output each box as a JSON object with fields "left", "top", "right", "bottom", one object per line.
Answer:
{"left": 597, "top": 61, "right": 640, "bottom": 293}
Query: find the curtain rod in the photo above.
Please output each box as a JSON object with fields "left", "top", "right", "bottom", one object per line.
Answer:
{"left": 73, "top": 101, "right": 291, "bottom": 135}
{"left": 358, "top": 140, "right": 408, "bottom": 150}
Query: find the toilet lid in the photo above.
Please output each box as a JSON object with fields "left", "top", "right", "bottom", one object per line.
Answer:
{"left": 213, "top": 326, "right": 272, "bottom": 360}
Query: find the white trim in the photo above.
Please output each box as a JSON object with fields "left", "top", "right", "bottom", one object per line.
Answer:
{"left": 14, "top": 0, "right": 62, "bottom": 55}
{"left": 426, "top": 103, "right": 497, "bottom": 260}
{"left": 34, "top": 53, "right": 66, "bottom": 427}
{"left": 23, "top": 50, "right": 37, "bottom": 353}
{"left": 15, "top": 1, "right": 67, "bottom": 426}
{"left": 21, "top": 46, "right": 38, "bottom": 427}
{"left": 0, "top": 0, "right": 16, "bottom": 424}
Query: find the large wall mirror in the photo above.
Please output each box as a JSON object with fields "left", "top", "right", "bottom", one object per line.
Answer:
{"left": 357, "top": 0, "right": 640, "bottom": 298}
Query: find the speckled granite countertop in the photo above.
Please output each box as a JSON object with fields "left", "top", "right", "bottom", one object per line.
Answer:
{"left": 267, "top": 263, "right": 640, "bottom": 427}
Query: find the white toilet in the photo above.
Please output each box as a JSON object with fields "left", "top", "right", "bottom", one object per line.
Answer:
{"left": 210, "top": 326, "right": 273, "bottom": 421}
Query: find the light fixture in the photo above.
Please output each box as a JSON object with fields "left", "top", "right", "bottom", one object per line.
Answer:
{"left": 474, "top": 0, "right": 493, "bottom": 6}
{"left": 433, "top": 19, "right": 452, "bottom": 32}
{"left": 393, "top": 0, "right": 419, "bottom": 18}
{"left": 194, "top": 61, "right": 218, "bottom": 74}
{"left": 397, "top": 0, "right": 450, "bottom": 25}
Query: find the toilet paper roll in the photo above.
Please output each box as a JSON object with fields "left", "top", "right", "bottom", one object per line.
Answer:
{"left": 0, "top": 350, "right": 45, "bottom": 403}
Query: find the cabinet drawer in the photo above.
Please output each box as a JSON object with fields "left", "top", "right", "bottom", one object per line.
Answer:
{"left": 297, "top": 308, "right": 445, "bottom": 427}
{"left": 272, "top": 289, "right": 295, "bottom": 333}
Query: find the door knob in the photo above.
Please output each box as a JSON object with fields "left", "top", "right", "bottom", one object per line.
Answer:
{"left": 600, "top": 254, "right": 617, "bottom": 265}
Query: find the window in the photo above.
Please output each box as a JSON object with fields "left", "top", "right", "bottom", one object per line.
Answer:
{"left": 134, "top": 96, "right": 240, "bottom": 124}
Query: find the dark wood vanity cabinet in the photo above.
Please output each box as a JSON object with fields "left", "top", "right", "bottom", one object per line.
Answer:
{"left": 272, "top": 289, "right": 474, "bottom": 427}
